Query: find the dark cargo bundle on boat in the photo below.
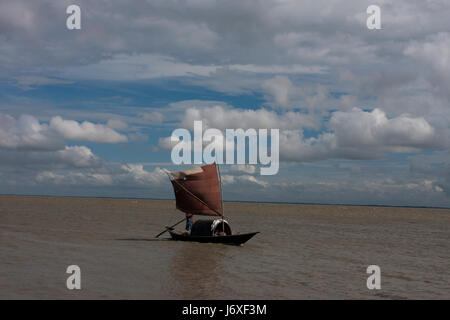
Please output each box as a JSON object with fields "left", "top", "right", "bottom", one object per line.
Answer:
{"left": 191, "top": 219, "right": 232, "bottom": 236}
{"left": 155, "top": 163, "right": 259, "bottom": 245}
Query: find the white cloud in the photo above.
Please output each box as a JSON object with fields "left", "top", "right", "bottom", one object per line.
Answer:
{"left": 0, "top": 113, "right": 130, "bottom": 149}
{"left": 330, "top": 108, "right": 436, "bottom": 150}
{"left": 262, "top": 75, "right": 294, "bottom": 108}
{"left": 157, "top": 135, "right": 191, "bottom": 152}
{"left": 36, "top": 171, "right": 64, "bottom": 184}
{"left": 14, "top": 75, "right": 73, "bottom": 90}
{"left": 280, "top": 108, "right": 438, "bottom": 162}
{"left": 228, "top": 64, "right": 327, "bottom": 74}
{"left": 50, "top": 116, "right": 128, "bottom": 143}
{"left": 35, "top": 164, "right": 166, "bottom": 187}
{"left": 0, "top": 144, "right": 101, "bottom": 170}
{"left": 222, "top": 174, "right": 268, "bottom": 187}
{"left": 404, "top": 32, "right": 450, "bottom": 77}
{"left": 36, "top": 171, "right": 113, "bottom": 186}
{"left": 0, "top": 114, "right": 116, "bottom": 170}
{"left": 56, "top": 146, "right": 102, "bottom": 168}
{"left": 181, "top": 105, "right": 319, "bottom": 130}
{"left": 158, "top": 105, "right": 440, "bottom": 162}
{"left": 404, "top": 32, "right": 450, "bottom": 98}
{"left": 0, "top": 113, "right": 64, "bottom": 150}
{"left": 63, "top": 54, "right": 218, "bottom": 81}
{"left": 120, "top": 164, "right": 166, "bottom": 186}
{"left": 157, "top": 130, "right": 235, "bottom": 154}
{"left": 261, "top": 75, "right": 335, "bottom": 111}
{"left": 230, "top": 164, "right": 256, "bottom": 174}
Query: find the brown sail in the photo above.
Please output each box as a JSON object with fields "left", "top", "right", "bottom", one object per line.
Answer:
{"left": 167, "top": 163, "right": 222, "bottom": 216}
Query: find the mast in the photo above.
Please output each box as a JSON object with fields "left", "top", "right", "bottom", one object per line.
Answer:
{"left": 216, "top": 162, "right": 225, "bottom": 234}
{"left": 217, "top": 162, "right": 224, "bottom": 217}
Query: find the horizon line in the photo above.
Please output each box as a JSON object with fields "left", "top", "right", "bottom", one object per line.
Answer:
{"left": 1, "top": 193, "right": 449, "bottom": 210}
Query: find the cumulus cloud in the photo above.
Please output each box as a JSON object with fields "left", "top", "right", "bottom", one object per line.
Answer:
{"left": 404, "top": 32, "right": 450, "bottom": 99}
{"left": 158, "top": 105, "right": 439, "bottom": 163}
{"left": 157, "top": 104, "right": 319, "bottom": 156}
{"left": 280, "top": 108, "right": 438, "bottom": 162}
{"left": 222, "top": 174, "right": 268, "bottom": 188}
{"left": 181, "top": 105, "right": 319, "bottom": 130}
{"left": 50, "top": 116, "right": 128, "bottom": 143}
{"left": 0, "top": 113, "right": 128, "bottom": 153}
{"left": 0, "top": 113, "right": 64, "bottom": 150}
{"left": 0, "top": 145, "right": 101, "bottom": 169}
{"left": 157, "top": 129, "right": 235, "bottom": 155}
{"left": 35, "top": 164, "right": 166, "bottom": 188}
{"left": 230, "top": 165, "right": 257, "bottom": 174}
{"left": 157, "top": 135, "right": 191, "bottom": 152}
{"left": 36, "top": 171, "right": 113, "bottom": 186}
{"left": 330, "top": 108, "right": 436, "bottom": 150}
{"left": 56, "top": 146, "right": 102, "bottom": 168}
{"left": 404, "top": 32, "right": 450, "bottom": 77}
{"left": 0, "top": 113, "right": 116, "bottom": 171}
{"left": 261, "top": 75, "right": 337, "bottom": 111}
{"left": 120, "top": 164, "right": 166, "bottom": 186}
{"left": 262, "top": 75, "right": 294, "bottom": 108}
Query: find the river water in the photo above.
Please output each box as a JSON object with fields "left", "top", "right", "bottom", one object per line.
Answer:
{"left": 0, "top": 195, "right": 449, "bottom": 299}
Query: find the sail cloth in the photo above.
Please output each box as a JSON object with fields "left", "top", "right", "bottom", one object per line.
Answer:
{"left": 166, "top": 163, "right": 222, "bottom": 216}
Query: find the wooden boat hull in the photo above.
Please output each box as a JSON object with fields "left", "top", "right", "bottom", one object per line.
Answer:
{"left": 169, "top": 230, "right": 259, "bottom": 245}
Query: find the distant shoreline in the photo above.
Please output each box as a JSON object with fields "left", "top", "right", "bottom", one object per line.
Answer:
{"left": 1, "top": 193, "right": 449, "bottom": 210}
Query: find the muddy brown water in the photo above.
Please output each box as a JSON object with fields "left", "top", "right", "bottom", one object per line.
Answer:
{"left": 0, "top": 195, "right": 449, "bottom": 299}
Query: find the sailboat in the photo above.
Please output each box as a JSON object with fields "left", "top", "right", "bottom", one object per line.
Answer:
{"left": 156, "top": 163, "right": 259, "bottom": 245}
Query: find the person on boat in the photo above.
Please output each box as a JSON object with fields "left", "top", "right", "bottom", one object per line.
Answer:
{"left": 214, "top": 229, "right": 226, "bottom": 236}
{"left": 185, "top": 213, "right": 194, "bottom": 233}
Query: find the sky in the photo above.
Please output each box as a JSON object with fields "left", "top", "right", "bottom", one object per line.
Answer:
{"left": 0, "top": 0, "right": 449, "bottom": 207}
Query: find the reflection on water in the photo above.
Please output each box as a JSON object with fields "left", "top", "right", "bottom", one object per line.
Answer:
{"left": 166, "top": 242, "right": 233, "bottom": 299}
